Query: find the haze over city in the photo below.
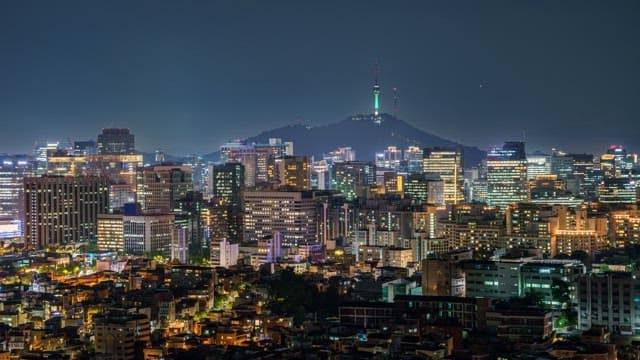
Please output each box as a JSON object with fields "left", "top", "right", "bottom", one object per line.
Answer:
{"left": 1, "top": 0, "right": 639, "bottom": 155}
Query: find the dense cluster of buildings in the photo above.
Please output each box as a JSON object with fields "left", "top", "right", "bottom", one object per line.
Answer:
{"left": 0, "top": 118, "right": 639, "bottom": 359}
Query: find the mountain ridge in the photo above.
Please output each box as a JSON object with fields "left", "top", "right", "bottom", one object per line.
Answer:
{"left": 202, "top": 113, "right": 485, "bottom": 167}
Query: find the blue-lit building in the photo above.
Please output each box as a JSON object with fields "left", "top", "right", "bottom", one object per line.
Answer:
{"left": 0, "top": 154, "right": 33, "bottom": 240}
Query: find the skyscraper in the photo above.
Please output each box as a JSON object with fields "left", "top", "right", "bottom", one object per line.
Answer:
{"left": 404, "top": 146, "right": 424, "bottom": 173}
{"left": 331, "top": 161, "right": 376, "bottom": 201}
{"left": 212, "top": 162, "right": 244, "bottom": 208}
{"left": 123, "top": 213, "right": 175, "bottom": 257}
{"left": 97, "top": 128, "right": 135, "bottom": 155}
{"left": 137, "top": 164, "right": 193, "bottom": 212}
{"left": 24, "top": 176, "right": 110, "bottom": 249}
{"left": 219, "top": 141, "right": 257, "bottom": 187}
{"left": 33, "top": 142, "right": 59, "bottom": 176}
{"left": 375, "top": 146, "right": 403, "bottom": 171}
{"left": 526, "top": 152, "right": 551, "bottom": 180}
{"left": 243, "top": 190, "right": 317, "bottom": 246}
{"left": 0, "top": 154, "right": 33, "bottom": 222}
{"left": 275, "top": 155, "right": 311, "bottom": 190}
{"left": 422, "top": 147, "right": 464, "bottom": 204}
{"left": 486, "top": 142, "right": 528, "bottom": 208}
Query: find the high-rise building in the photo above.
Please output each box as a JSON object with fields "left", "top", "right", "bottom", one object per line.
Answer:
{"left": 382, "top": 171, "right": 403, "bottom": 195}
{"left": 609, "top": 209, "right": 640, "bottom": 248}
{"left": 137, "top": 164, "right": 193, "bottom": 212}
{"left": 253, "top": 138, "right": 293, "bottom": 184}
{"left": 97, "top": 213, "right": 124, "bottom": 252}
{"left": 123, "top": 213, "right": 175, "bottom": 257}
{"left": 311, "top": 160, "right": 331, "bottom": 190}
{"left": 603, "top": 144, "right": 635, "bottom": 177}
{"left": 569, "top": 153, "right": 595, "bottom": 198}
{"left": 404, "top": 146, "right": 423, "bottom": 173}
{"left": 331, "top": 161, "right": 376, "bottom": 201}
{"left": 486, "top": 142, "right": 528, "bottom": 208}
{"left": 0, "top": 154, "right": 33, "bottom": 225}
{"left": 528, "top": 175, "right": 571, "bottom": 201}
{"left": 375, "top": 146, "right": 402, "bottom": 171}
{"left": 183, "top": 154, "right": 206, "bottom": 193}
{"left": 404, "top": 173, "right": 430, "bottom": 205}
{"left": 33, "top": 142, "right": 59, "bottom": 176}
{"left": 422, "top": 147, "right": 464, "bottom": 204}
{"left": 45, "top": 152, "right": 143, "bottom": 188}
{"left": 550, "top": 149, "right": 574, "bottom": 180}
{"left": 220, "top": 141, "right": 257, "bottom": 187}
{"left": 577, "top": 272, "right": 640, "bottom": 334}
{"left": 243, "top": 190, "right": 317, "bottom": 246}
{"left": 275, "top": 155, "right": 311, "bottom": 190}
{"left": 24, "top": 176, "right": 109, "bottom": 249}
{"left": 526, "top": 152, "right": 551, "bottom": 180}
{"left": 598, "top": 178, "right": 637, "bottom": 204}
{"left": 202, "top": 200, "right": 243, "bottom": 245}
{"left": 323, "top": 147, "right": 356, "bottom": 164}
{"left": 73, "top": 140, "right": 97, "bottom": 156}
{"left": 210, "top": 238, "right": 239, "bottom": 268}
{"left": 212, "top": 162, "right": 244, "bottom": 208}
{"left": 97, "top": 128, "right": 135, "bottom": 155}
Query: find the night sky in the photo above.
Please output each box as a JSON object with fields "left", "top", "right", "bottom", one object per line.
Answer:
{"left": 1, "top": 0, "right": 638, "bottom": 156}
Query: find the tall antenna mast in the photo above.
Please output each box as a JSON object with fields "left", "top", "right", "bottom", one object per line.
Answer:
{"left": 392, "top": 86, "right": 399, "bottom": 117}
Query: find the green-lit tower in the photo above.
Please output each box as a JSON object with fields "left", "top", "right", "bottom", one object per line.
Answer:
{"left": 372, "top": 62, "right": 381, "bottom": 122}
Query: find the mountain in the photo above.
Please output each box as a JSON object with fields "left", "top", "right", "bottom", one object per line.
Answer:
{"left": 204, "top": 113, "right": 485, "bottom": 167}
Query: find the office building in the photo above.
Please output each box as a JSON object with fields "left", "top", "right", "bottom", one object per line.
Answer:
{"left": 275, "top": 155, "right": 311, "bottom": 190}
{"left": 578, "top": 272, "right": 640, "bottom": 335}
{"left": 73, "top": 140, "right": 97, "bottom": 156}
{"left": 404, "top": 146, "right": 423, "bottom": 173}
{"left": 212, "top": 162, "right": 244, "bottom": 208}
{"left": 254, "top": 138, "right": 293, "bottom": 183}
{"left": 33, "top": 142, "right": 59, "bottom": 176}
{"left": 486, "top": 142, "right": 528, "bottom": 208}
{"left": 243, "top": 190, "right": 317, "bottom": 246}
{"left": 331, "top": 161, "right": 376, "bottom": 201}
{"left": 323, "top": 147, "right": 356, "bottom": 164}
{"left": 137, "top": 164, "right": 193, "bottom": 212}
{"left": 97, "top": 214, "right": 124, "bottom": 252}
{"left": 550, "top": 149, "right": 574, "bottom": 180}
{"left": 220, "top": 141, "right": 257, "bottom": 187}
{"left": 609, "top": 209, "right": 640, "bottom": 248}
{"left": 0, "top": 155, "right": 33, "bottom": 228}
{"left": 404, "top": 173, "right": 429, "bottom": 205}
{"left": 123, "top": 213, "right": 175, "bottom": 258}
{"left": 526, "top": 152, "right": 551, "bottom": 180}
{"left": 423, "top": 148, "right": 464, "bottom": 204}
{"left": 24, "top": 176, "right": 109, "bottom": 249}
{"left": 375, "top": 146, "right": 403, "bottom": 171}
{"left": 421, "top": 250, "right": 471, "bottom": 297}
{"left": 210, "top": 238, "right": 239, "bottom": 268}
{"left": 311, "top": 159, "right": 330, "bottom": 190}
{"left": 598, "top": 178, "right": 637, "bottom": 204}
{"left": 97, "top": 128, "right": 135, "bottom": 155}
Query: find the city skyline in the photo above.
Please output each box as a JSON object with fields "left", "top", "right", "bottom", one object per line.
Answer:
{"left": 1, "top": 0, "right": 639, "bottom": 156}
